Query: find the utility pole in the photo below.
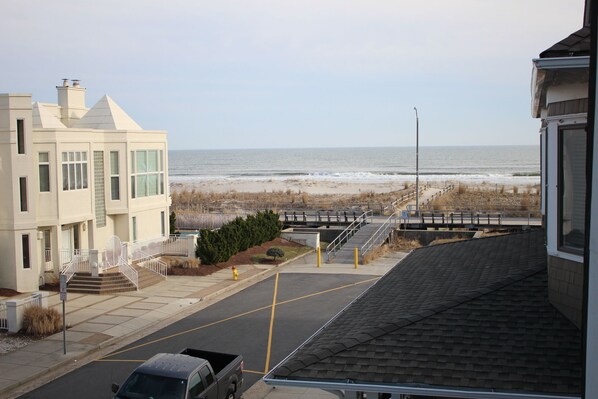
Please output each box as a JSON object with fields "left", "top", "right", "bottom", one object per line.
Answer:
{"left": 414, "top": 107, "right": 419, "bottom": 216}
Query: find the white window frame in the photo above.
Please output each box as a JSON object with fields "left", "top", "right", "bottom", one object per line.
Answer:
{"left": 62, "top": 151, "right": 88, "bottom": 191}
{"left": 131, "top": 150, "right": 165, "bottom": 199}
{"left": 39, "top": 152, "right": 50, "bottom": 192}
{"left": 545, "top": 114, "right": 586, "bottom": 263}
{"left": 110, "top": 151, "right": 120, "bottom": 200}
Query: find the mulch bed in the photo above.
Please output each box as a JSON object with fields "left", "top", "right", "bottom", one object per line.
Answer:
{"left": 168, "top": 237, "right": 303, "bottom": 276}
{"left": 0, "top": 288, "right": 20, "bottom": 297}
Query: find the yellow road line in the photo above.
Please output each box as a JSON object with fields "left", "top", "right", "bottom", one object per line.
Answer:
{"left": 98, "top": 277, "right": 378, "bottom": 361}
{"left": 263, "top": 273, "right": 280, "bottom": 373}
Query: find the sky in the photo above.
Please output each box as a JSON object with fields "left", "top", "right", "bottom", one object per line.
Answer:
{"left": 0, "top": 1, "right": 585, "bottom": 150}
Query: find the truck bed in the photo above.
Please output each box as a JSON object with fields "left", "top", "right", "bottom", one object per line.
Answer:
{"left": 180, "top": 348, "right": 241, "bottom": 376}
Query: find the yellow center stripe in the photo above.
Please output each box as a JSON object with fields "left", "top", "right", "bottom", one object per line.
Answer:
{"left": 264, "top": 273, "right": 280, "bottom": 373}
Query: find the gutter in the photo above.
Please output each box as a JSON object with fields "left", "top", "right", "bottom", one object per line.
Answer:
{"left": 262, "top": 377, "right": 580, "bottom": 399}
{"left": 532, "top": 56, "right": 590, "bottom": 70}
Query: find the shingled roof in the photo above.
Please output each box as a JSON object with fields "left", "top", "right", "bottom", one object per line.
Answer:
{"left": 266, "top": 230, "right": 582, "bottom": 398}
{"left": 540, "top": 27, "right": 591, "bottom": 58}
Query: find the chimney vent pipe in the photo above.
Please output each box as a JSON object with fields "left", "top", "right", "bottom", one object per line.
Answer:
{"left": 72, "top": 79, "right": 80, "bottom": 87}
{"left": 62, "top": 78, "right": 69, "bottom": 87}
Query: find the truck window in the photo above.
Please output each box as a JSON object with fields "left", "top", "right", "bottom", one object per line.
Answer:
{"left": 200, "top": 366, "right": 215, "bottom": 386}
{"left": 118, "top": 372, "right": 186, "bottom": 399}
{"left": 188, "top": 372, "right": 205, "bottom": 397}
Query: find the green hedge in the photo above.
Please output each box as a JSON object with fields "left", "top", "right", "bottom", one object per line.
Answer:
{"left": 196, "top": 210, "right": 282, "bottom": 264}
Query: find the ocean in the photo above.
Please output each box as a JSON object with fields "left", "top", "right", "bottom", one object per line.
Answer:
{"left": 168, "top": 145, "right": 540, "bottom": 186}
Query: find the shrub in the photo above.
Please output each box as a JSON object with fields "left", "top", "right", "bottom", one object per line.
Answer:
{"left": 196, "top": 210, "right": 282, "bottom": 264}
{"left": 266, "top": 247, "right": 285, "bottom": 261}
{"left": 22, "top": 305, "right": 62, "bottom": 336}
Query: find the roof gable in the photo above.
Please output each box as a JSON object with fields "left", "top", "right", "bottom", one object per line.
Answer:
{"left": 73, "top": 95, "right": 142, "bottom": 130}
{"left": 32, "top": 102, "right": 66, "bottom": 129}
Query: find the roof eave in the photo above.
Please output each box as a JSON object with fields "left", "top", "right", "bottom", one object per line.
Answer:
{"left": 531, "top": 56, "right": 590, "bottom": 118}
{"left": 263, "top": 377, "right": 580, "bottom": 399}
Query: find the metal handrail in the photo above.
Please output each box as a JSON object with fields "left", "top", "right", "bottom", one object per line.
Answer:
{"left": 360, "top": 213, "right": 398, "bottom": 261}
{"left": 326, "top": 211, "right": 373, "bottom": 261}
{"left": 135, "top": 251, "right": 168, "bottom": 278}
{"left": 61, "top": 257, "right": 77, "bottom": 283}
{"left": 118, "top": 255, "right": 139, "bottom": 290}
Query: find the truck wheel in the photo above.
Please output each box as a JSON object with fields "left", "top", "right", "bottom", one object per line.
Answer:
{"left": 226, "top": 386, "right": 235, "bottom": 399}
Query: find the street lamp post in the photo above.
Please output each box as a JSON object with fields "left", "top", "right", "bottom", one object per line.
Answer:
{"left": 414, "top": 107, "right": 419, "bottom": 216}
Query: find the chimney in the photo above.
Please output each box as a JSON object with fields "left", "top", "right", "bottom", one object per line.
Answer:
{"left": 56, "top": 78, "right": 87, "bottom": 127}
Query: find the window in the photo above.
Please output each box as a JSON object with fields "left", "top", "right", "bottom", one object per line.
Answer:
{"left": 110, "top": 151, "right": 120, "bottom": 200}
{"left": 17, "top": 119, "right": 25, "bottom": 154}
{"left": 132, "top": 216, "right": 137, "bottom": 242}
{"left": 559, "top": 126, "right": 586, "bottom": 253}
{"left": 161, "top": 211, "right": 165, "bottom": 237}
{"left": 187, "top": 372, "right": 205, "bottom": 397}
{"left": 22, "top": 234, "right": 30, "bottom": 269}
{"left": 19, "top": 177, "right": 27, "bottom": 211}
{"left": 43, "top": 230, "right": 51, "bottom": 262}
{"left": 131, "top": 150, "right": 165, "bottom": 198}
{"left": 62, "top": 151, "right": 88, "bottom": 191}
{"left": 39, "top": 152, "right": 50, "bottom": 192}
{"left": 199, "top": 366, "right": 214, "bottom": 386}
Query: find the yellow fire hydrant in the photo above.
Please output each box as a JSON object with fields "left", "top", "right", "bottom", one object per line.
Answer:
{"left": 232, "top": 266, "right": 239, "bottom": 281}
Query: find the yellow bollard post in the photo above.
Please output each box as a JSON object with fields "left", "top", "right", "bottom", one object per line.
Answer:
{"left": 232, "top": 266, "right": 238, "bottom": 281}
{"left": 354, "top": 247, "right": 359, "bottom": 269}
{"left": 316, "top": 246, "right": 321, "bottom": 267}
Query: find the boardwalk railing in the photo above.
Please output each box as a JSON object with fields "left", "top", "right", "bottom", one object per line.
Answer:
{"left": 361, "top": 213, "right": 398, "bottom": 261}
{"left": 420, "top": 211, "right": 502, "bottom": 225}
{"left": 326, "top": 211, "right": 373, "bottom": 261}
{"left": 282, "top": 210, "right": 362, "bottom": 225}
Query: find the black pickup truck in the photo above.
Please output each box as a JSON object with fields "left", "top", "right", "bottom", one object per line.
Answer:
{"left": 112, "top": 348, "right": 243, "bottom": 399}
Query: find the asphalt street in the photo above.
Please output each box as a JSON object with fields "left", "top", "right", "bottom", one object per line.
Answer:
{"left": 18, "top": 273, "right": 378, "bottom": 399}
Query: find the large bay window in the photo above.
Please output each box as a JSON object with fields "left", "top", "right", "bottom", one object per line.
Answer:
{"left": 559, "top": 126, "right": 586, "bottom": 253}
{"left": 62, "top": 151, "right": 88, "bottom": 191}
{"left": 131, "top": 150, "right": 164, "bottom": 198}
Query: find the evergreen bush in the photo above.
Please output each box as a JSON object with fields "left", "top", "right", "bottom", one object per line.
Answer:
{"left": 196, "top": 210, "right": 281, "bottom": 264}
{"left": 266, "top": 247, "right": 285, "bottom": 261}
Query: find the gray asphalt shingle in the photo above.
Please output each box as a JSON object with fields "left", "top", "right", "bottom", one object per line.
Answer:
{"left": 270, "top": 230, "right": 582, "bottom": 396}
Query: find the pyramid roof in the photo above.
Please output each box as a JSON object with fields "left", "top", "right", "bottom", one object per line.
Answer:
{"left": 73, "top": 95, "right": 142, "bottom": 130}
{"left": 32, "top": 102, "right": 66, "bottom": 129}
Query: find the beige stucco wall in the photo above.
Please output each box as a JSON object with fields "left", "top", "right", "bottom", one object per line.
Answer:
{"left": 0, "top": 91, "right": 170, "bottom": 292}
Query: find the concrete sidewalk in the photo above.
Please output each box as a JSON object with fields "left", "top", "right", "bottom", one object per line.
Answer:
{"left": 0, "top": 250, "right": 404, "bottom": 399}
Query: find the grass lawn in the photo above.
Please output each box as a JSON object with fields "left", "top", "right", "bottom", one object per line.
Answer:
{"left": 251, "top": 245, "right": 312, "bottom": 264}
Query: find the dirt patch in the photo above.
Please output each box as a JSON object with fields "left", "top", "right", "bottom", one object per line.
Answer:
{"left": 168, "top": 237, "right": 304, "bottom": 276}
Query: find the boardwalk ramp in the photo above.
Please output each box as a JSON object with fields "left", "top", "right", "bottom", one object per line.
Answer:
{"left": 330, "top": 223, "right": 384, "bottom": 264}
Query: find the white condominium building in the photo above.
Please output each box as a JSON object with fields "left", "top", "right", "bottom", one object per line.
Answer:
{"left": 0, "top": 80, "right": 170, "bottom": 292}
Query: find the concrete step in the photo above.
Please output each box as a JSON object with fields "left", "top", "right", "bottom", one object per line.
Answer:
{"left": 68, "top": 272, "right": 136, "bottom": 294}
{"left": 66, "top": 262, "right": 167, "bottom": 294}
